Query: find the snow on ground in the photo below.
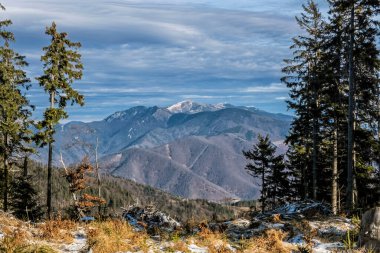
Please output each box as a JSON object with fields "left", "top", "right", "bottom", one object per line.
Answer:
{"left": 187, "top": 244, "right": 208, "bottom": 253}
{"left": 59, "top": 228, "right": 87, "bottom": 252}
{"left": 312, "top": 241, "right": 345, "bottom": 253}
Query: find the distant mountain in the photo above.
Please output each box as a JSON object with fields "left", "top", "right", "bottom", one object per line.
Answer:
{"left": 167, "top": 100, "right": 226, "bottom": 114}
{"left": 39, "top": 101, "right": 292, "bottom": 201}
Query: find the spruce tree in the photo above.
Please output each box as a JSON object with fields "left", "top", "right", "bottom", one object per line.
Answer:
{"left": 36, "top": 22, "right": 84, "bottom": 219}
{"left": 0, "top": 5, "right": 33, "bottom": 212}
{"left": 10, "top": 175, "right": 43, "bottom": 221}
{"left": 266, "top": 154, "right": 289, "bottom": 207}
{"left": 282, "top": 0, "right": 325, "bottom": 200}
{"left": 243, "top": 135, "right": 288, "bottom": 212}
{"left": 327, "top": 0, "right": 380, "bottom": 211}
{"left": 286, "top": 145, "right": 307, "bottom": 200}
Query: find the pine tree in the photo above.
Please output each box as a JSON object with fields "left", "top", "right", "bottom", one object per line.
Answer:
{"left": 285, "top": 145, "right": 307, "bottom": 200}
{"left": 282, "top": 0, "right": 325, "bottom": 200}
{"left": 10, "top": 175, "right": 43, "bottom": 221}
{"left": 266, "top": 154, "right": 289, "bottom": 208}
{"left": 327, "top": 0, "right": 380, "bottom": 211}
{"left": 0, "top": 5, "right": 33, "bottom": 212}
{"left": 36, "top": 22, "right": 84, "bottom": 219}
{"left": 243, "top": 135, "right": 288, "bottom": 212}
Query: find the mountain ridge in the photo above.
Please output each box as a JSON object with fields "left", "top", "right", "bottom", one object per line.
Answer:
{"left": 38, "top": 101, "right": 292, "bottom": 201}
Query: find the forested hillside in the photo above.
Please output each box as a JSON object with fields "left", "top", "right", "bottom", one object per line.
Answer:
{"left": 26, "top": 160, "right": 236, "bottom": 223}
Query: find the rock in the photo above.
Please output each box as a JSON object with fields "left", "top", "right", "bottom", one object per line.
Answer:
{"left": 288, "top": 234, "right": 306, "bottom": 245}
{"left": 61, "top": 229, "right": 87, "bottom": 252}
{"left": 359, "top": 207, "right": 380, "bottom": 251}
{"left": 309, "top": 217, "right": 355, "bottom": 240}
{"left": 122, "top": 205, "right": 181, "bottom": 234}
{"left": 256, "top": 200, "right": 332, "bottom": 220}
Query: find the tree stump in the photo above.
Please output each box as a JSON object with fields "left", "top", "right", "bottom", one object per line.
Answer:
{"left": 359, "top": 207, "right": 380, "bottom": 252}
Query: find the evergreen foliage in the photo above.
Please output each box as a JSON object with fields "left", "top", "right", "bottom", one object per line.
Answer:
{"left": 35, "top": 22, "right": 84, "bottom": 219}
{"left": 282, "top": 0, "right": 380, "bottom": 212}
{"left": 9, "top": 175, "right": 44, "bottom": 221}
{"left": 0, "top": 5, "right": 33, "bottom": 212}
{"left": 243, "top": 135, "right": 289, "bottom": 212}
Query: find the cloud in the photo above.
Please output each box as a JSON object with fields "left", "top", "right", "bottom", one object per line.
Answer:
{"left": 245, "top": 83, "right": 288, "bottom": 93}
{"left": 0, "top": 0, "right": 302, "bottom": 121}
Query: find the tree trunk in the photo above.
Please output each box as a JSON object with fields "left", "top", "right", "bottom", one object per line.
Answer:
{"left": 303, "top": 163, "right": 308, "bottom": 200}
{"left": 312, "top": 100, "right": 318, "bottom": 200}
{"left": 23, "top": 156, "right": 28, "bottom": 177}
{"left": 332, "top": 126, "right": 338, "bottom": 215}
{"left": 47, "top": 142, "right": 53, "bottom": 219}
{"left": 353, "top": 121, "right": 358, "bottom": 205}
{"left": 346, "top": 2, "right": 355, "bottom": 212}
{"left": 3, "top": 152, "right": 8, "bottom": 212}
{"left": 47, "top": 91, "right": 55, "bottom": 219}
{"left": 95, "top": 137, "right": 102, "bottom": 217}
{"left": 262, "top": 168, "right": 265, "bottom": 213}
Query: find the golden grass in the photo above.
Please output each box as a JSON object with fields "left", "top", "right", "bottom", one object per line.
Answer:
{"left": 193, "top": 228, "right": 234, "bottom": 253}
{"left": 0, "top": 229, "right": 29, "bottom": 253}
{"left": 0, "top": 211, "right": 23, "bottom": 228}
{"left": 271, "top": 213, "right": 282, "bottom": 223}
{"left": 0, "top": 227, "right": 57, "bottom": 253}
{"left": 164, "top": 241, "right": 190, "bottom": 253}
{"left": 37, "top": 219, "right": 77, "bottom": 244}
{"left": 239, "top": 229, "right": 296, "bottom": 253}
{"left": 85, "top": 220, "right": 149, "bottom": 253}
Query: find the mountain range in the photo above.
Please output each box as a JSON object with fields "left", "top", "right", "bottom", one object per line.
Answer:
{"left": 41, "top": 101, "right": 292, "bottom": 201}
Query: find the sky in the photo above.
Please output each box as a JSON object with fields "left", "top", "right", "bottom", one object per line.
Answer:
{"left": 1, "top": 0, "right": 326, "bottom": 122}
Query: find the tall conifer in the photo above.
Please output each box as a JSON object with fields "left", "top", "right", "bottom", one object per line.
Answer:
{"left": 243, "top": 135, "right": 288, "bottom": 212}
{"left": 0, "top": 5, "right": 33, "bottom": 211}
{"left": 36, "top": 22, "right": 84, "bottom": 218}
{"left": 282, "top": 0, "right": 325, "bottom": 200}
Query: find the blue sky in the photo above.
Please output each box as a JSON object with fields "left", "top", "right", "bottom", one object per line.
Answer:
{"left": 1, "top": 0, "right": 325, "bottom": 122}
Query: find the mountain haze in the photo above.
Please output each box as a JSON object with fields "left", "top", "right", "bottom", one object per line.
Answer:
{"left": 41, "top": 101, "right": 292, "bottom": 201}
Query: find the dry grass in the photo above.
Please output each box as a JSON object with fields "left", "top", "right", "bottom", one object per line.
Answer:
{"left": 85, "top": 220, "right": 149, "bottom": 253}
{"left": 164, "top": 241, "right": 190, "bottom": 253}
{"left": 37, "top": 219, "right": 77, "bottom": 243}
{"left": 271, "top": 213, "right": 282, "bottom": 223}
{"left": 0, "top": 229, "right": 29, "bottom": 253}
{"left": 0, "top": 212, "right": 23, "bottom": 228}
{"left": 193, "top": 228, "right": 234, "bottom": 253}
{"left": 239, "top": 229, "right": 296, "bottom": 253}
{"left": 0, "top": 228, "right": 57, "bottom": 253}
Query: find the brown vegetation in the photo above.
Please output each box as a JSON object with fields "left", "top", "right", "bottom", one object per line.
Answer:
{"left": 85, "top": 220, "right": 149, "bottom": 253}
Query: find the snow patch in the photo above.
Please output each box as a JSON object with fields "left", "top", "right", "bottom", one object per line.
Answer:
{"left": 313, "top": 241, "right": 345, "bottom": 253}
{"left": 188, "top": 244, "right": 208, "bottom": 253}
{"left": 167, "top": 100, "right": 226, "bottom": 114}
{"left": 61, "top": 229, "right": 87, "bottom": 252}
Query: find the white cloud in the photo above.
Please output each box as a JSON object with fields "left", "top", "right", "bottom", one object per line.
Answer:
{"left": 245, "top": 83, "right": 288, "bottom": 93}
{"left": 1, "top": 0, "right": 302, "bottom": 121}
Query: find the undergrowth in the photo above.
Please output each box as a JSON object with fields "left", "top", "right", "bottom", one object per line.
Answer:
{"left": 85, "top": 220, "right": 149, "bottom": 253}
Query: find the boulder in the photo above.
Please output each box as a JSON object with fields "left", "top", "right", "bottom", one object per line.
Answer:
{"left": 359, "top": 207, "right": 380, "bottom": 252}
{"left": 122, "top": 205, "right": 181, "bottom": 234}
{"left": 256, "top": 200, "right": 332, "bottom": 220}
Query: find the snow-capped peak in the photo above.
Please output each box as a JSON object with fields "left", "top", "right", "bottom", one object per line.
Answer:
{"left": 167, "top": 100, "right": 195, "bottom": 113}
{"left": 166, "top": 100, "right": 226, "bottom": 114}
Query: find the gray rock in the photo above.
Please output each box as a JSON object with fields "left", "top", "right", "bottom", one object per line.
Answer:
{"left": 123, "top": 205, "right": 181, "bottom": 234}
{"left": 359, "top": 207, "right": 380, "bottom": 251}
{"left": 256, "top": 200, "right": 332, "bottom": 220}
